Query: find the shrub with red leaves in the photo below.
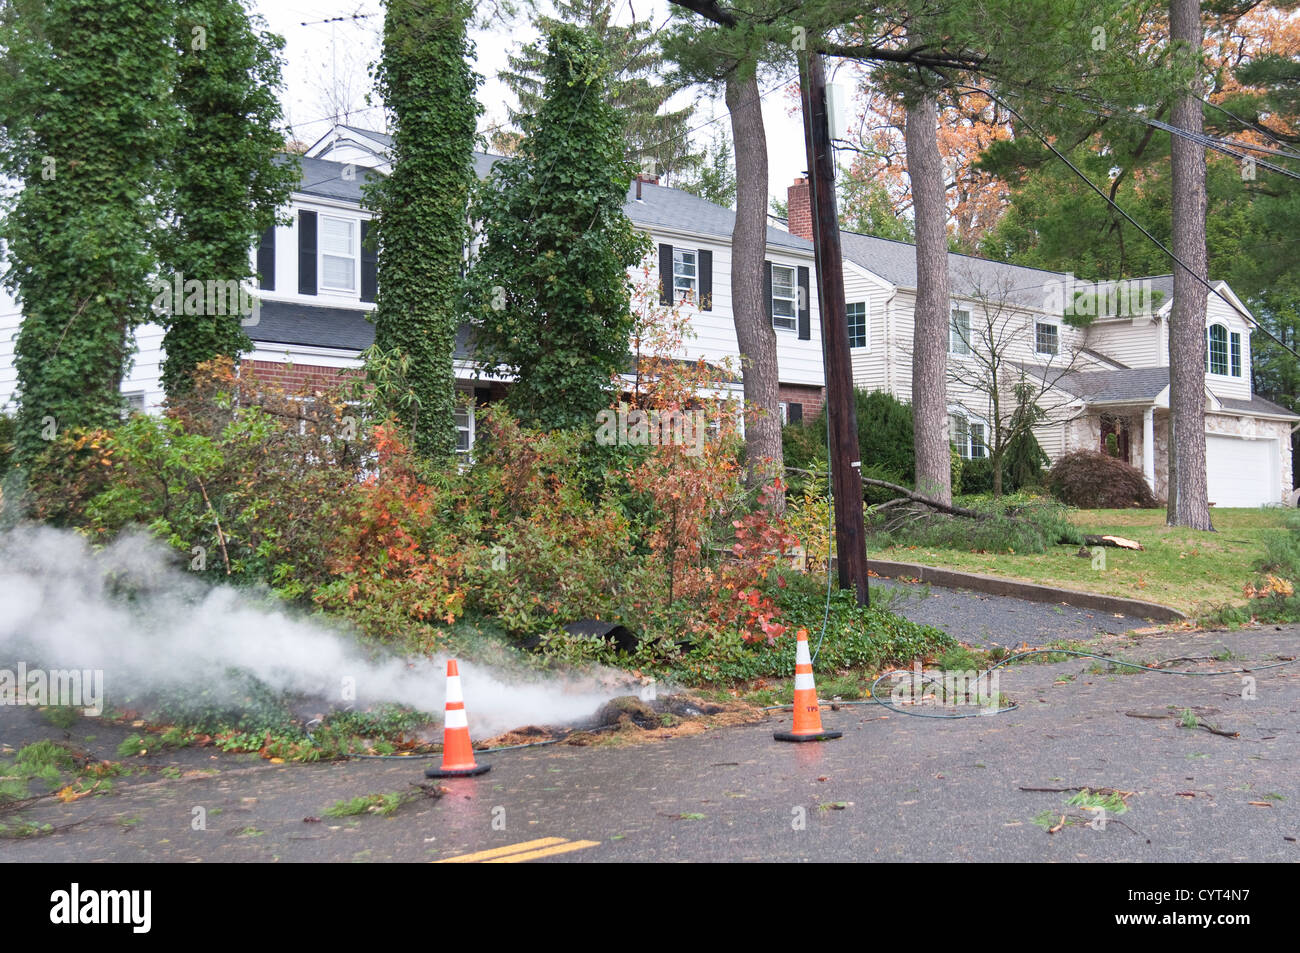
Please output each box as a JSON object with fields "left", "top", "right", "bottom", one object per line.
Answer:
{"left": 1047, "top": 450, "right": 1160, "bottom": 509}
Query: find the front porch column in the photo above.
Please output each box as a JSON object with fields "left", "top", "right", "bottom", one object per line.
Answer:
{"left": 1142, "top": 407, "right": 1155, "bottom": 491}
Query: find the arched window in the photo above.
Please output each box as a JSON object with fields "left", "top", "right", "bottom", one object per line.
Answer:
{"left": 1207, "top": 324, "right": 1229, "bottom": 375}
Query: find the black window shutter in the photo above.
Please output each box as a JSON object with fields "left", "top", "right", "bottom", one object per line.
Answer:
{"left": 698, "top": 249, "right": 712, "bottom": 311}
{"left": 797, "top": 266, "right": 811, "bottom": 340}
{"left": 788, "top": 402, "right": 803, "bottom": 423}
{"left": 298, "top": 210, "right": 317, "bottom": 296}
{"left": 659, "top": 243, "right": 673, "bottom": 305}
{"left": 257, "top": 226, "right": 275, "bottom": 291}
{"left": 360, "top": 220, "right": 377, "bottom": 303}
{"left": 764, "top": 260, "right": 773, "bottom": 324}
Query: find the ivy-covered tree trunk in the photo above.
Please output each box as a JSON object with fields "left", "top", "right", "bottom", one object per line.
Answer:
{"left": 905, "top": 92, "right": 953, "bottom": 505}
{"left": 726, "top": 66, "right": 784, "bottom": 511}
{"left": 0, "top": 0, "right": 174, "bottom": 463}
{"left": 1167, "top": 0, "right": 1213, "bottom": 530}
{"left": 159, "top": 0, "right": 298, "bottom": 399}
{"left": 470, "top": 24, "right": 648, "bottom": 431}
{"left": 369, "top": 0, "right": 481, "bottom": 458}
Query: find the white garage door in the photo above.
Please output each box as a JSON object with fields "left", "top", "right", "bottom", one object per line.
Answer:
{"left": 1205, "top": 434, "right": 1279, "bottom": 508}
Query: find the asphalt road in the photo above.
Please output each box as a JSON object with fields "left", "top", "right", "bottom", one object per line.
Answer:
{"left": 2, "top": 624, "right": 1296, "bottom": 863}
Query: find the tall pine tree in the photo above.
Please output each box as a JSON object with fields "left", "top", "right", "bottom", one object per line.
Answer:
{"left": 497, "top": 0, "right": 701, "bottom": 182}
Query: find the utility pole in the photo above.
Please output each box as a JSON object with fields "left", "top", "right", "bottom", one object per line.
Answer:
{"left": 798, "top": 50, "right": 869, "bottom": 606}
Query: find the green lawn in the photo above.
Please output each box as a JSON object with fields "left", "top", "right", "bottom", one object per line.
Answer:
{"left": 871, "top": 508, "right": 1291, "bottom": 617}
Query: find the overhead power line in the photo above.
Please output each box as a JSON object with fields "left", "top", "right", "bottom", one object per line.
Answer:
{"left": 959, "top": 82, "right": 1300, "bottom": 365}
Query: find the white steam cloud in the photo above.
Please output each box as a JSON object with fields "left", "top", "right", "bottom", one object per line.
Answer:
{"left": 0, "top": 526, "right": 644, "bottom": 736}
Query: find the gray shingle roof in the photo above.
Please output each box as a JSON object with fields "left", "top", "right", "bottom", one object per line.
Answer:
{"left": 1219, "top": 395, "right": 1300, "bottom": 419}
{"left": 316, "top": 129, "right": 811, "bottom": 251}
{"left": 627, "top": 180, "right": 810, "bottom": 250}
{"left": 340, "top": 124, "right": 392, "bottom": 147}
{"left": 1137, "top": 275, "right": 1175, "bottom": 302}
{"left": 838, "top": 231, "right": 1068, "bottom": 305}
{"left": 1052, "top": 367, "right": 1300, "bottom": 418}
{"left": 251, "top": 300, "right": 374, "bottom": 351}
{"left": 251, "top": 301, "right": 474, "bottom": 359}
{"left": 282, "top": 154, "right": 381, "bottom": 204}
{"left": 1055, "top": 366, "right": 1172, "bottom": 403}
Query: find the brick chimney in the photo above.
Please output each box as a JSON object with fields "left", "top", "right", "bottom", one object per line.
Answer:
{"left": 787, "top": 176, "right": 813, "bottom": 240}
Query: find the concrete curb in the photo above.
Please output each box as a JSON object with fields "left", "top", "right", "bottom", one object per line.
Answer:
{"left": 867, "top": 559, "right": 1187, "bottom": 623}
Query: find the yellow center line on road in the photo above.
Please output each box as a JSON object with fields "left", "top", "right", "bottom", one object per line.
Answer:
{"left": 435, "top": 837, "right": 584, "bottom": 863}
{"left": 484, "top": 839, "right": 601, "bottom": 863}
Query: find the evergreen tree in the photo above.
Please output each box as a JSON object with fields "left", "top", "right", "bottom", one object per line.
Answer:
{"left": 678, "top": 129, "right": 737, "bottom": 207}
{"left": 368, "top": 0, "right": 482, "bottom": 458}
{"left": 470, "top": 23, "right": 648, "bottom": 431}
{"left": 500, "top": 0, "right": 701, "bottom": 181}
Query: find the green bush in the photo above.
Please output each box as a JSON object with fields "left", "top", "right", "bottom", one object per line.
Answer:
{"left": 960, "top": 456, "right": 994, "bottom": 495}
{"left": 955, "top": 432, "right": 1049, "bottom": 497}
{"left": 784, "top": 388, "right": 915, "bottom": 498}
{"left": 662, "top": 572, "right": 955, "bottom": 684}
{"left": 0, "top": 413, "right": 14, "bottom": 478}
{"left": 1230, "top": 511, "right": 1300, "bottom": 623}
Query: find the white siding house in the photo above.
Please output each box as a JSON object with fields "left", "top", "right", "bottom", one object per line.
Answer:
{"left": 779, "top": 180, "right": 1299, "bottom": 506}
{"left": 1, "top": 123, "right": 829, "bottom": 444}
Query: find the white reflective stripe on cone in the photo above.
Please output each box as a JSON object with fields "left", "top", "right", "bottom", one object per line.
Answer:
{"left": 445, "top": 707, "right": 469, "bottom": 730}
{"left": 794, "top": 673, "right": 816, "bottom": 691}
{"left": 446, "top": 676, "right": 464, "bottom": 705}
{"left": 795, "top": 640, "right": 811, "bottom": 665}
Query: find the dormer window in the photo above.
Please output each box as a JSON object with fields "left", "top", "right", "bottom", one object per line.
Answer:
{"left": 320, "top": 215, "right": 358, "bottom": 292}
{"left": 1207, "top": 323, "right": 1229, "bottom": 376}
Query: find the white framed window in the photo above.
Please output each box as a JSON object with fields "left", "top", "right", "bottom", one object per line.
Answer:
{"left": 320, "top": 215, "right": 357, "bottom": 292}
{"left": 771, "top": 264, "right": 798, "bottom": 331}
{"left": 673, "top": 248, "right": 697, "bottom": 303}
{"left": 1035, "top": 321, "right": 1059, "bottom": 356}
{"left": 951, "top": 412, "right": 987, "bottom": 460}
{"left": 121, "top": 392, "right": 145, "bottom": 418}
{"left": 1205, "top": 324, "right": 1243, "bottom": 378}
{"left": 950, "top": 307, "right": 972, "bottom": 355}
{"left": 847, "top": 301, "right": 868, "bottom": 349}
{"left": 454, "top": 404, "right": 474, "bottom": 459}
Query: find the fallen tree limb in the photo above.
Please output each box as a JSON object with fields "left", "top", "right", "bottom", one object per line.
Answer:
{"left": 861, "top": 478, "right": 991, "bottom": 520}
{"left": 1082, "top": 534, "right": 1143, "bottom": 550}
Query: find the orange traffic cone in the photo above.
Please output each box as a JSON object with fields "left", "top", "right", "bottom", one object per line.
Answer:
{"left": 774, "top": 628, "right": 842, "bottom": 743}
{"left": 426, "top": 659, "right": 491, "bottom": 777}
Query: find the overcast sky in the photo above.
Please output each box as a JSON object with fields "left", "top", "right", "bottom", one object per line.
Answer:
{"left": 251, "top": 0, "right": 816, "bottom": 207}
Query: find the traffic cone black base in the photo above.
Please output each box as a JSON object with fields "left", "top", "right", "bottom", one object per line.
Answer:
{"left": 774, "top": 729, "right": 842, "bottom": 743}
{"left": 426, "top": 762, "right": 491, "bottom": 778}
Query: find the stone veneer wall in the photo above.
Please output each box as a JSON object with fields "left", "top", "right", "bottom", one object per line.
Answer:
{"left": 1063, "top": 409, "right": 1293, "bottom": 502}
